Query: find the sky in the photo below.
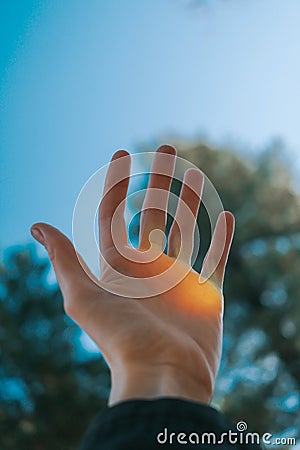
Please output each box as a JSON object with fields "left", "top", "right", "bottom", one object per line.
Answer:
{"left": 1, "top": 0, "right": 300, "bottom": 248}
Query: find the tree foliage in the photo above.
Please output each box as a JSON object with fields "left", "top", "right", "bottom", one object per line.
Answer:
{"left": 0, "top": 247, "right": 109, "bottom": 449}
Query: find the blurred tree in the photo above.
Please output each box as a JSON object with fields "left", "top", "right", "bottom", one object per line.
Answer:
{"left": 0, "top": 140, "right": 299, "bottom": 448}
{"left": 0, "top": 246, "right": 109, "bottom": 450}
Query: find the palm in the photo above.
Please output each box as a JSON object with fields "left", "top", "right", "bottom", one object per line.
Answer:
{"left": 83, "top": 249, "right": 223, "bottom": 391}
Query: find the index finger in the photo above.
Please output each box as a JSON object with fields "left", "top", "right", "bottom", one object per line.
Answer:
{"left": 99, "top": 150, "right": 131, "bottom": 263}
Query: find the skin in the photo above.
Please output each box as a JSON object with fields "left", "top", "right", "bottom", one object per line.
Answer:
{"left": 31, "top": 145, "right": 235, "bottom": 407}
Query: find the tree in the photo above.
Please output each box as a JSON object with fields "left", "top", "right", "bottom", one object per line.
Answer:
{"left": 0, "top": 245, "right": 109, "bottom": 450}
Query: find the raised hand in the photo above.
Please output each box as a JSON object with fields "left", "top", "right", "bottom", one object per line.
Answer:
{"left": 31, "top": 145, "right": 235, "bottom": 406}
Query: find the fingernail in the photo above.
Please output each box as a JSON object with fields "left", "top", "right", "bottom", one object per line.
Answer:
{"left": 31, "top": 227, "right": 44, "bottom": 245}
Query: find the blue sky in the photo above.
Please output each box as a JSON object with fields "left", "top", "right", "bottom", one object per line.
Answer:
{"left": 1, "top": 0, "right": 300, "bottom": 248}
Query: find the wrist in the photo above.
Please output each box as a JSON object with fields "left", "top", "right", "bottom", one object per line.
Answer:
{"left": 108, "top": 362, "right": 212, "bottom": 407}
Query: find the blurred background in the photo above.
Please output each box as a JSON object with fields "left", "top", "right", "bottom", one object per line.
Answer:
{"left": 1, "top": 0, "right": 300, "bottom": 448}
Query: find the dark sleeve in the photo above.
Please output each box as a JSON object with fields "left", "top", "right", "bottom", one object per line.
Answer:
{"left": 78, "top": 397, "right": 262, "bottom": 449}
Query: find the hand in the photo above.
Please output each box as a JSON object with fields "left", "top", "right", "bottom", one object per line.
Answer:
{"left": 31, "top": 145, "right": 235, "bottom": 406}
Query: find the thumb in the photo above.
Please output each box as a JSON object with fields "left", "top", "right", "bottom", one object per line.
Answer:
{"left": 30, "top": 223, "right": 93, "bottom": 308}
